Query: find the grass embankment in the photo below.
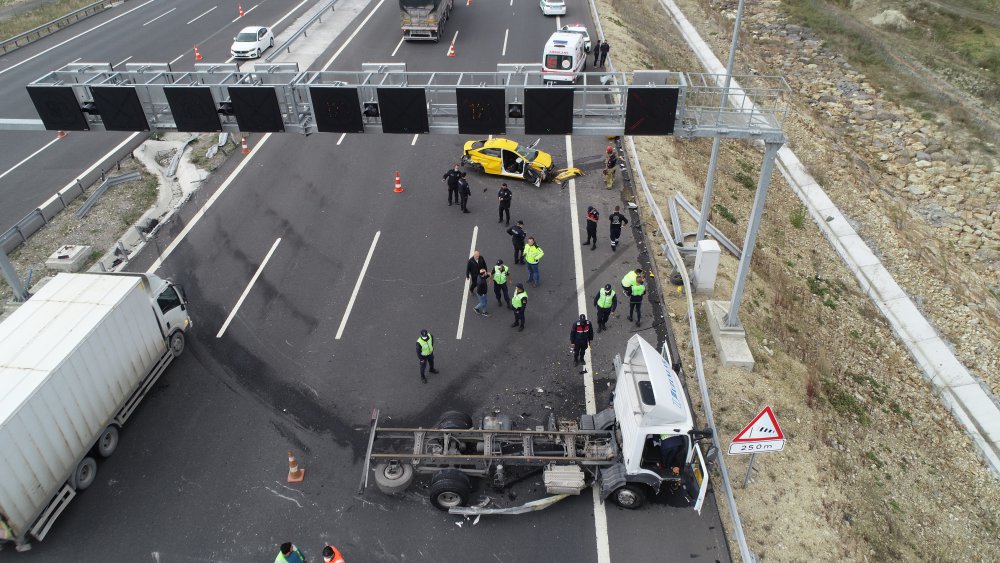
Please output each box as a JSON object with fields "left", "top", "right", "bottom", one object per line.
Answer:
{"left": 0, "top": 0, "right": 107, "bottom": 40}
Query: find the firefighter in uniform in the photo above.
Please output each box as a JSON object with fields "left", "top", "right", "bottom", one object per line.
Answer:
{"left": 593, "top": 284, "right": 617, "bottom": 332}
{"left": 570, "top": 314, "right": 594, "bottom": 366}
{"left": 608, "top": 205, "right": 629, "bottom": 251}
{"left": 511, "top": 283, "right": 527, "bottom": 331}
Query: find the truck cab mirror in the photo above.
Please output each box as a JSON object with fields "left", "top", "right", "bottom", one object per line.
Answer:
{"left": 689, "top": 427, "right": 713, "bottom": 441}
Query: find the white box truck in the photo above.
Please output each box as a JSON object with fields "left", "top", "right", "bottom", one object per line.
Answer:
{"left": 0, "top": 272, "right": 190, "bottom": 551}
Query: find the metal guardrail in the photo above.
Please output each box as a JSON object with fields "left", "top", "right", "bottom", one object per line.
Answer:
{"left": 264, "top": 0, "right": 338, "bottom": 62}
{"left": 76, "top": 171, "right": 141, "bottom": 218}
{"left": 0, "top": 0, "right": 119, "bottom": 54}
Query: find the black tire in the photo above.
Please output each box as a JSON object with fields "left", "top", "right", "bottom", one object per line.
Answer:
{"left": 254, "top": 48, "right": 261, "bottom": 58}
{"left": 431, "top": 468, "right": 470, "bottom": 485}
{"left": 611, "top": 484, "right": 646, "bottom": 509}
{"left": 96, "top": 426, "right": 119, "bottom": 458}
{"left": 436, "top": 410, "right": 473, "bottom": 430}
{"left": 373, "top": 462, "right": 415, "bottom": 495}
{"left": 169, "top": 331, "right": 185, "bottom": 358}
{"left": 74, "top": 457, "right": 98, "bottom": 491}
{"left": 269, "top": 37, "right": 274, "bottom": 47}
{"left": 428, "top": 478, "right": 471, "bottom": 510}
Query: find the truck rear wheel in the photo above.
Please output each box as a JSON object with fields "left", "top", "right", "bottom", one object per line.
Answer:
{"left": 96, "top": 426, "right": 119, "bottom": 458}
{"left": 436, "top": 410, "right": 473, "bottom": 430}
{"left": 611, "top": 484, "right": 646, "bottom": 509}
{"left": 428, "top": 478, "right": 471, "bottom": 510}
{"left": 373, "top": 462, "right": 414, "bottom": 495}
{"left": 73, "top": 457, "right": 98, "bottom": 491}
{"left": 169, "top": 331, "right": 185, "bottom": 358}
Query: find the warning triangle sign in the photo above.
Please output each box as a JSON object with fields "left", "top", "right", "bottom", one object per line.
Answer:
{"left": 732, "top": 406, "right": 783, "bottom": 442}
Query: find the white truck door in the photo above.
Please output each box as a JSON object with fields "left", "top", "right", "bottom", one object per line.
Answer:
{"left": 689, "top": 443, "right": 709, "bottom": 514}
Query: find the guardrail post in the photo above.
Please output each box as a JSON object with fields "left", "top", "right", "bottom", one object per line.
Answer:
{"left": 0, "top": 248, "right": 29, "bottom": 302}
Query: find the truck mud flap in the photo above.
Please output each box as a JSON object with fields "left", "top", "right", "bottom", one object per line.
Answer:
{"left": 448, "top": 494, "right": 570, "bottom": 515}
{"left": 598, "top": 463, "right": 627, "bottom": 500}
{"left": 580, "top": 407, "right": 615, "bottom": 431}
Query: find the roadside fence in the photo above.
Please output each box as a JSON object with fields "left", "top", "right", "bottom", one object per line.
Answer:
{"left": 0, "top": 0, "right": 121, "bottom": 55}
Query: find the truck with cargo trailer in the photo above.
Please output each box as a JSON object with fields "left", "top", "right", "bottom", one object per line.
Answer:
{"left": 0, "top": 272, "right": 191, "bottom": 551}
{"left": 399, "top": 0, "right": 453, "bottom": 42}
{"left": 359, "top": 334, "right": 714, "bottom": 514}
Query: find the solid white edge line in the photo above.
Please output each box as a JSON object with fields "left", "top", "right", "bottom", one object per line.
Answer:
{"left": 187, "top": 5, "right": 217, "bottom": 25}
{"left": 216, "top": 237, "right": 282, "bottom": 338}
{"left": 456, "top": 225, "right": 478, "bottom": 340}
{"left": 0, "top": 137, "right": 60, "bottom": 181}
{"left": 147, "top": 133, "right": 273, "bottom": 273}
{"left": 169, "top": 51, "right": 186, "bottom": 65}
{"left": 143, "top": 7, "right": 176, "bottom": 27}
{"left": 320, "top": 0, "right": 387, "bottom": 71}
{"left": 0, "top": 0, "right": 157, "bottom": 76}
{"left": 336, "top": 133, "right": 346, "bottom": 145}
{"left": 335, "top": 231, "right": 381, "bottom": 339}
{"left": 501, "top": 28, "right": 508, "bottom": 57}
{"left": 270, "top": 0, "right": 312, "bottom": 29}
{"left": 391, "top": 36, "right": 405, "bottom": 57}
{"left": 59, "top": 132, "right": 141, "bottom": 193}
{"left": 113, "top": 55, "right": 133, "bottom": 68}
{"left": 565, "top": 136, "right": 611, "bottom": 563}
{"left": 411, "top": 134, "right": 419, "bottom": 146}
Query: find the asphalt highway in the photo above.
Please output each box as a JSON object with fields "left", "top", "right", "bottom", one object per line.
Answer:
{"left": 8, "top": 0, "right": 731, "bottom": 560}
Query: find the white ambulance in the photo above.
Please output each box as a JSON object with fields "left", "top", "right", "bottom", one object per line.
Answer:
{"left": 541, "top": 31, "right": 586, "bottom": 84}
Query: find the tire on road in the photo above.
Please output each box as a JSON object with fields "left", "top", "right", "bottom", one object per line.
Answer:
{"left": 436, "top": 410, "right": 473, "bottom": 430}
{"left": 170, "top": 331, "right": 185, "bottom": 358}
{"left": 611, "top": 483, "right": 647, "bottom": 509}
{"left": 373, "top": 462, "right": 415, "bottom": 495}
{"left": 73, "top": 457, "right": 98, "bottom": 491}
{"left": 428, "top": 478, "right": 471, "bottom": 511}
{"left": 96, "top": 426, "right": 119, "bottom": 458}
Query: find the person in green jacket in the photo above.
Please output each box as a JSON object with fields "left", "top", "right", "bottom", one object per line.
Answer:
{"left": 275, "top": 542, "right": 306, "bottom": 563}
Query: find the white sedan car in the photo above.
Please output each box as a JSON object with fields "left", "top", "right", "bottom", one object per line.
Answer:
{"left": 230, "top": 26, "right": 274, "bottom": 59}
{"left": 539, "top": 0, "right": 566, "bottom": 16}
{"left": 560, "top": 24, "right": 591, "bottom": 52}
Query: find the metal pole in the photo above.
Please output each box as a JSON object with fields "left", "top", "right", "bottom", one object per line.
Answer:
{"left": 724, "top": 140, "right": 782, "bottom": 328}
{"left": 695, "top": 0, "right": 746, "bottom": 242}
{"left": 0, "top": 248, "right": 29, "bottom": 302}
{"left": 742, "top": 453, "right": 756, "bottom": 488}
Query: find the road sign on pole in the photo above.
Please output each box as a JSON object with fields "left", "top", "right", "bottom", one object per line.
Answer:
{"left": 729, "top": 405, "right": 784, "bottom": 455}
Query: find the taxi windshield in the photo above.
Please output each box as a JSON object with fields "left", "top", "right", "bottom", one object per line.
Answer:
{"left": 516, "top": 145, "right": 538, "bottom": 162}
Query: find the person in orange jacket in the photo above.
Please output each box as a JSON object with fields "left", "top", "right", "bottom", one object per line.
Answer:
{"left": 322, "top": 544, "right": 345, "bottom": 563}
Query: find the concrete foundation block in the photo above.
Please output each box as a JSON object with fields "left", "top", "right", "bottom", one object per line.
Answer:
{"left": 704, "top": 300, "right": 755, "bottom": 371}
{"left": 45, "top": 244, "right": 92, "bottom": 272}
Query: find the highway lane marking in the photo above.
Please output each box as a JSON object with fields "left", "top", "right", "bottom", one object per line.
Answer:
{"left": 565, "top": 135, "right": 611, "bottom": 563}
{"left": 187, "top": 6, "right": 217, "bottom": 25}
{"left": 556, "top": 16, "right": 561, "bottom": 28}
{"left": 68, "top": 57, "right": 81, "bottom": 64}
{"left": 501, "top": 29, "right": 508, "bottom": 56}
{"left": 337, "top": 133, "right": 346, "bottom": 145}
{"left": 0, "top": 137, "right": 61, "bottom": 181}
{"left": 335, "top": 231, "right": 382, "bottom": 339}
{"left": 231, "top": 3, "right": 260, "bottom": 23}
{"left": 142, "top": 7, "right": 176, "bottom": 26}
{"left": 271, "top": 0, "right": 313, "bottom": 29}
{"left": 113, "top": 56, "right": 133, "bottom": 68}
{"left": 0, "top": 0, "right": 156, "bottom": 76}
{"left": 320, "top": 0, "right": 386, "bottom": 71}
{"left": 147, "top": 133, "right": 273, "bottom": 274}
{"left": 411, "top": 134, "right": 419, "bottom": 146}
{"left": 168, "top": 51, "right": 186, "bottom": 65}
{"left": 391, "top": 36, "right": 404, "bottom": 57}
{"left": 446, "top": 30, "right": 459, "bottom": 56}
{"left": 510, "top": 0, "right": 513, "bottom": 6}
{"left": 216, "top": 237, "right": 282, "bottom": 338}
{"left": 456, "top": 225, "right": 478, "bottom": 340}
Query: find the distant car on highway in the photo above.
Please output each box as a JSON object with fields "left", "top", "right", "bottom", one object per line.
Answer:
{"left": 230, "top": 26, "right": 274, "bottom": 59}
{"left": 560, "top": 24, "right": 592, "bottom": 53}
{"left": 539, "top": 0, "right": 566, "bottom": 16}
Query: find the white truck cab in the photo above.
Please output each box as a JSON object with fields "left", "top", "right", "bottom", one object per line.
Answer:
{"left": 541, "top": 31, "right": 586, "bottom": 84}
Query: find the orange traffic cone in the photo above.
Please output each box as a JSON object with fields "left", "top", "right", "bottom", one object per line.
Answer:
{"left": 467, "top": 0, "right": 471, "bottom": 5}
{"left": 194, "top": 45, "right": 202, "bottom": 61}
{"left": 238, "top": 4, "right": 244, "bottom": 17}
{"left": 56, "top": 130, "right": 66, "bottom": 139}
{"left": 394, "top": 170, "right": 404, "bottom": 193}
{"left": 241, "top": 135, "right": 250, "bottom": 155}
{"left": 287, "top": 450, "right": 305, "bottom": 483}
{"left": 447, "top": 41, "right": 456, "bottom": 57}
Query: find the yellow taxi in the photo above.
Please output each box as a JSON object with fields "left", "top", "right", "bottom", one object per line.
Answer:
{"left": 461, "top": 138, "right": 581, "bottom": 186}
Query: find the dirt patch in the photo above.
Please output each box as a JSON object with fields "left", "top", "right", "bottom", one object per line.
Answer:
{"left": 597, "top": 0, "right": 1000, "bottom": 560}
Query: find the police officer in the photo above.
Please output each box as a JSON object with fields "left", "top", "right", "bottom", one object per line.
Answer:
{"left": 416, "top": 329, "right": 439, "bottom": 383}
{"left": 498, "top": 183, "right": 512, "bottom": 225}
{"left": 582, "top": 206, "right": 599, "bottom": 250}
{"left": 524, "top": 237, "right": 545, "bottom": 287}
{"left": 493, "top": 259, "right": 511, "bottom": 308}
{"left": 507, "top": 220, "right": 527, "bottom": 264}
{"left": 511, "top": 283, "right": 527, "bottom": 331}
{"left": 458, "top": 172, "right": 471, "bottom": 213}
{"left": 442, "top": 164, "right": 462, "bottom": 206}
{"left": 608, "top": 205, "right": 629, "bottom": 251}
{"left": 593, "top": 283, "right": 617, "bottom": 332}
{"left": 570, "top": 314, "right": 594, "bottom": 366}
{"left": 621, "top": 268, "right": 642, "bottom": 295}
{"left": 627, "top": 276, "right": 646, "bottom": 326}
{"left": 275, "top": 542, "right": 306, "bottom": 563}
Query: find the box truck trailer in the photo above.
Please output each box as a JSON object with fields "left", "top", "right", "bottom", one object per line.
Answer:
{"left": 0, "top": 272, "right": 190, "bottom": 551}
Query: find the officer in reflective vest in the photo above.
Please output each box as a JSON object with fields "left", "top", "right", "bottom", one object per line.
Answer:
{"left": 323, "top": 544, "right": 346, "bottom": 563}
{"left": 493, "top": 259, "right": 511, "bottom": 309}
{"left": 621, "top": 268, "right": 642, "bottom": 296}
{"left": 416, "top": 329, "right": 439, "bottom": 383}
{"left": 510, "top": 283, "right": 528, "bottom": 331}
{"left": 592, "top": 284, "right": 617, "bottom": 332}
{"left": 627, "top": 276, "right": 646, "bottom": 326}
{"left": 524, "top": 237, "right": 545, "bottom": 287}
